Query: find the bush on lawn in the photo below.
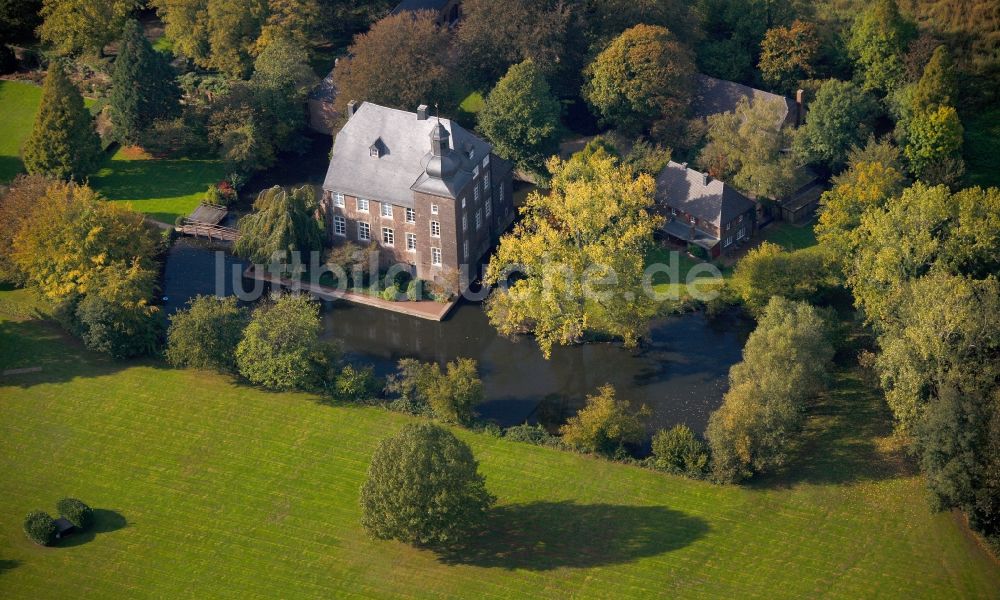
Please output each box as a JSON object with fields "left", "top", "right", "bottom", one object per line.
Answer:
{"left": 560, "top": 384, "right": 649, "bottom": 456}
{"left": 56, "top": 498, "right": 94, "bottom": 529}
{"left": 166, "top": 295, "right": 249, "bottom": 372}
{"left": 23, "top": 511, "right": 57, "bottom": 546}
{"left": 384, "top": 358, "right": 483, "bottom": 425}
{"left": 334, "top": 364, "right": 379, "bottom": 402}
{"left": 650, "top": 424, "right": 710, "bottom": 477}
{"left": 360, "top": 423, "right": 495, "bottom": 546}
{"left": 503, "top": 423, "right": 561, "bottom": 447}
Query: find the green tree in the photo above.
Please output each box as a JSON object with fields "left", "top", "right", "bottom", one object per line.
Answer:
{"left": 759, "top": 20, "right": 820, "bottom": 94}
{"left": 912, "top": 45, "right": 956, "bottom": 111}
{"left": 384, "top": 358, "right": 484, "bottom": 425}
{"left": 39, "top": 0, "right": 138, "bottom": 56}
{"left": 846, "top": 0, "right": 914, "bottom": 94}
{"left": 483, "top": 147, "right": 662, "bottom": 358}
{"left": 74, "top": 260, "right": 162, "bottom": 359}
{"left": 0, "top": 175, "right": 51, "bottom": 284}
{"left": 333, "top": 12, "right": 453, "bottom": 114}
{"left": 903, "top": 105, "right": 964, "bottom": 184}
{"left": 254, "top": 0, "right": 320, "bottom": 56}
{"left": 477, "top": 60, "right": 561, "bottom": 176}
{"left": 693, "top": 0, "right": 800, "bottom": 84}
{"left": 235, "top": 294, "right": 339, "bottom": 391}
{"left": 815, "top": 140, "right": 905, "bottom": 265}
{"left": 583, "top": 24, "right": 695, "bottom": 136}
{"left": 166, "top": 295, "right": 249, "bottom": 372}
{"left": 151, "top": 0, "right": 268, "bottom": 77}
{"left": 697, "top": 96, "right": 798, "bottom": 199}
{"left": 11, "top": 181, "right": 158, "bottom": 301}
{"left": 650, "top": 424, "right": 710, "bottom": 476}
{"left": 234, "top": 186, "right": 323, "bottom": 265}
{"left": 22, "top": 61, "right": 102, "bottom": 180}
{"left": 792, "top": 79, "right": 879, "bottom": 171}
{"left": 560, "top": 385, "right": 649, "bottom": 456}
{"left": 729, "top": 242, "right": 837, "bottom": 314}
{"left": 109, "top": 19, "right": 181, "bottom": 145}
{"left": 706, "top": 297, "right": 833, "bottom": 482}
{"left": 360, "top": 423, "right": 495, "bottom": 546}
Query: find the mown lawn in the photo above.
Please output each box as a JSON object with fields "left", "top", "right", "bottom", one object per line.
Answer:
{"left": 0, "top": 80, "right": 224, "bottom": 224}
{"left": 0, "top": 288, "right": 997, "bottom": 598}
{"left": 760, "top": 221, "right": 818, "bottom": 251}
{"left": 90, "top": 147, "right": 227, "bottom": 224}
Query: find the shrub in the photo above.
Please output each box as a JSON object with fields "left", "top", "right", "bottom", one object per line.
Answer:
{"left": 504, "top": 423, "right": 560, "bottom": 446}
{"left": 384, "top": 358, "right": 483, "bottom": 425}
{"left": 334, "top": 364, "right": 379, "bottom": 402}
{"left": 235, "top": 294, "right": 339, "bottom": 391}
{"left": 360, "top": 423, "right": 495, "bottom": 546}
{"left": 56, "top": 498, "right": 93, "bottom": 529}
{"left": 139, "top": 116, "right": 209, "bottom": 157}
{"left": 74, "top": 262, "right": 163, "bottom": 359}
{"left": 166, "top": 296, "right": 249, "bottom": 372}
{"left": 650, "top": 425, "right": 710, "bottom": 476}
{"left": 560, "top": 385, "right": 649, "bottom": 456}
{"left": 381, "top": 285, "right": 399, "bottom": 301}
{"left": 23, "top": 511, "right": 57, "bottom": 546}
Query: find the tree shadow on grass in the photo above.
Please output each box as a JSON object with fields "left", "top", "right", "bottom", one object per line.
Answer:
{"left": 0, "top": 559, "right": 20, "bottom": 575}
{"left": 0, "top": 155, "right": 25, "bottom": 185}
{"left": 435, "top": 501, "right": 708, "bottom": 570}
{"left": 92, "top": 158, "right": 225, "bottom": 203}
{"left": 56, "top": 509, "right": 127, "bottom": 548}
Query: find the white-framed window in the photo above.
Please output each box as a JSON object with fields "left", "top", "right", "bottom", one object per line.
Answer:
{"left": 463, "top": 240, "right": 469, "bottom": 261}
{"left": 462, "top": 213, "right": 467, "bottom": 232}
{"left": 475, "top": 209, "right": 482, "bottom": 230}
{"left": 737, "top": 227, "right": 746, "bottom": 239}
{"left": 333, "top": 215, "right": 346, "bottom": 236}
{"left": 474, "top": 185, "right": 480, "bottom": 203}
{"left": 431, "top": 204, "right": 439, "bottom": 214}
{"left": 405, "top": 207, "right": 415, "bottom": 223}
{"left": 370, "top": 147, "right": 379, "bottom": 158}
{"left": 482, "top": 155, "right": 489, "bottom": 168}
{"left": 461, "top": 197, "right": 466, "bottom": 209}
{"left": 724, "top": 236, "right": 733, "bottom": 247}
{"left": 381, "top": 203, "right": 393, "bottom": 218}
{"left": 333, "top": 192, "right": 345, "bottom": 207}
{"left": 484, "top": 199, "right": 491, "bottom": 218}
{"left": 430, "top": 220, "right": 440, "bottom": 237}
{"left": 472, "top": 165, "right": 480, "bottom": 178}
{"left": 358, "top": 221, "right": 371, "bottom": 241}
{"left": 498, "top": 182, "right": 504, "bottom": 202}
{"left": 406, "top": 233, "right": 416, "bottom": 252}
{"left": 431, "top": 247, "right": 442, "bottom": 265}
{"left": 357, "top": 198, "right": 369, "bottom": 212}
{"left": 484, "top": 171, "right": 490, "bottom": 189}
{"left": 382, "top": 227, "right": 394, "bottom": 246}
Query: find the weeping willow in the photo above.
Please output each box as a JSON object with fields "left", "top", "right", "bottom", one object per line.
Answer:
{"left": 234, "top": 185, "right": 324, "bottom": 265}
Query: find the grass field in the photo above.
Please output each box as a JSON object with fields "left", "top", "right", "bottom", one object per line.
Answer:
{"left": 0, "top": 80, "right": 224, "bottom": 224}
{"left": 760, "top": 221, "right": 818, "bottom": 251}
{"left": 0, "top": 287, "right": 997, "bottom": 598}
{"left": 90, "top": 147, "right": 227, "bottom": 224}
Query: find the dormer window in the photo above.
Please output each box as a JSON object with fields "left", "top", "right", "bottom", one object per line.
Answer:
{"left": 370, "top": 147, "right": 379, "bottom": 158}
{"left": 369, "top": 138, "right": 385, "bottom": 158}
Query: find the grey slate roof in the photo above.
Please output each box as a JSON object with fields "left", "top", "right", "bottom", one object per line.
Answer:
{"left": 692, "top": 74, "right": 797, "bottom": 129}
{"left": 655, "top": 161, "right": 756, "bottom": 229}
{"left": 322, "top": 102, "right": 493, "bottom": 208}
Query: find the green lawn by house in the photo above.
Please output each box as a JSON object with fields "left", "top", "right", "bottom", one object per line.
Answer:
{"left": 0, "top": 80, "right": 224, "bottom": 224}
{"left": 0, "top": 287, "right": 997, "bottom": 598}
{"left": 760, "top": 221, "right": 818, "bottom": 251}
{"left": 90, "top": 147, "right": 227, "bottom": 224}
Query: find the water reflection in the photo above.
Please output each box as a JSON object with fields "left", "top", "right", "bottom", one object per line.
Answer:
{"left": 163, "top": 238, "right": 750, "bottom": 435}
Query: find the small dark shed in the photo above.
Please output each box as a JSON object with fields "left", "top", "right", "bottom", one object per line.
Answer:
{"left": 54, "top": 518, "right": 76, "bottom": 539}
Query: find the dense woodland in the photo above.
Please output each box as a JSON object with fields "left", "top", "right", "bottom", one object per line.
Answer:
{"left": 1, "top": 0, "right": 999, "bottom": 555}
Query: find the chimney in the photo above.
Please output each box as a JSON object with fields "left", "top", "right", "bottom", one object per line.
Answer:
{"left": 795, "top": 89, "right": 805, "bottom": 128}
{"left": 702, "top": 172, "right": 710, "bottom": 186}
{"left": 347, "top": 100, "right": 358, "bottom": 118}
{"left": 416, "top": 104, "right": 429, "bottom": 120}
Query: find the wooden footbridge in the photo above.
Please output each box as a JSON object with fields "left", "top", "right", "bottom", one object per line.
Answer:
{"left": 176, "top": 203, "right": 241, "bottom": 242}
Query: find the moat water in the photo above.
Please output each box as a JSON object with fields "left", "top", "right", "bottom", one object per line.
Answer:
{"left": 162, "top": 238, "right": 750, "bottom": 435}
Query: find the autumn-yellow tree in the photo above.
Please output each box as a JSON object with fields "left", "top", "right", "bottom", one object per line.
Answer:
{"left": 484, "top": 144, "right": 662, "bottom": 358}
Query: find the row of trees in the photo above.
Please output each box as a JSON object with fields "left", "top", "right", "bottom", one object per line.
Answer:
{"left": 814, "top": 141, "right": 1000, "bottom": 547}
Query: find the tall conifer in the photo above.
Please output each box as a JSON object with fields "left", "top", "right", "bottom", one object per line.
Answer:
{"left": 109, "top": 19, "right": 180, "bottom": 145}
